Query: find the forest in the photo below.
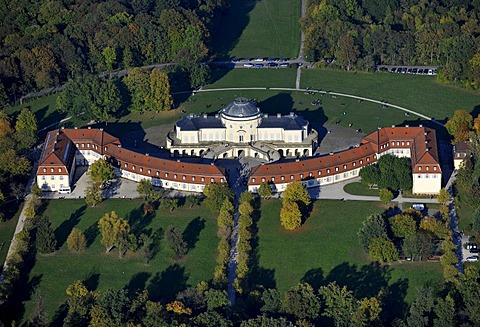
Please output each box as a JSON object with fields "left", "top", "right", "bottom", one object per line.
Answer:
{"left": 302, "top": 0, "right": 480, "bottom": 88}
{"left": 0, "top": 0, "right": 227, "bottom": 102}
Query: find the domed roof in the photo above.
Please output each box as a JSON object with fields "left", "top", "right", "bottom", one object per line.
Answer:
{"left": 221, "top": 98, "right": 260, "bottom": 118}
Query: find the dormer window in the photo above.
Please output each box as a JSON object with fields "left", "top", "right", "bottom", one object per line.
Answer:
{"left": 419, "top": 167, "right": 422, "bottom": 171}
{"left": 272, "top": 177, "right": 275, "bottom": 181}
{"left": 201, "top": 177, "right": 205, "bottom": 182}
{"left": 353, "top": 162, "right": 356, "bottom": 167}
{"left": 309, "top": 172, "right": 313, "bottom": 177}
{"left": 281, "top": 176, "right": 285, "bottom": 180}
{"left": 174, "top": 174, "right": 177, "bottom": 179}
{"left": 318, "top": 171, "right": 321, "bottom": 175}
{"left": 211, "top": 178, "right": 214, "bottom": 183}
{"left": 434, "top": 167, "right": 437, "bottom": 171}
{"left": 182, "top": 175, "right": 186, "bottom": 180}
{"left": 43, "top": 168, "right": 46, "bottom": 173}
{"left": 426, "top": 167, "right": 429, "bottom": 171}
{"left": 58, "top": 168, "right": 62, "bottom": 172}
{"left": 192, "top": 176, "right": 195, "bottom": 181}
{"left": 360, "top": 160, "right": 363, "bottom": 164}
{"left": 252, "top": 178, "right": 256, "bottom": 183}
{"left": 327, "top": 169, "right": 330, "bottom": 173}
{"left": 335, "top": 167, "right": 339, "bottom": 172}
{"left": 148, "top": 169, "right": 151, "bottom": 174}
{"left": 124, "top": 163, "right": 128, "bottom": 168}
{"left": 262, "top": 178, "right": 266, "bottom": 182}
{"left": 290, "top": 175, "right": 294, "bottom": 180}
{"left": 343, "top": 165, "right": 347, "bottom": 169}
{"left": 132, "top": 165, "right": 135, "bottom": 171}
{"left": 51, "top": 168, "right": 54, "bottom": 173}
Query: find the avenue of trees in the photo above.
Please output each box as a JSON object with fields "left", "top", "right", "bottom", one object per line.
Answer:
{"left": 0, "top": 109, "right": 36, "bottom": 221}
{"left": 303, "top": 0, "right": 480, "bottom": 89}
{"left": 0, "top": 0, "right": 228, "bottom": 101}
{"left": 21, "top": 265, "right": 480, "bottom": 326}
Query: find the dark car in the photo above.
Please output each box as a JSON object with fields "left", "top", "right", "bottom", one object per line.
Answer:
{"left": 267, "top": 63, "right": 278, "bottom": 68}
{"left": 470, "top": 248, "right": 480, "bottom": 254}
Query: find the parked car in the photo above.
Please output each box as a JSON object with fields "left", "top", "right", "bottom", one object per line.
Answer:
{"left": 243, "top": 63, "right": 254, "bottom": 68}
{"left": 469, "top": 248, "right": 480, "bottom": 254}
{"left": 279, "top": 63, "right": 289, "bottom": 68}
{"left": 254, "top": 58, "right": 264, "bottom": 62}
{"left": 466, "top": 255, "right": 479, "bottom": 262}
{"left": 411, "top": 203, "right": 425, "bottom": 211}
{"left": 267, "top": 63, "right": 278, "bottom": 68}
{"left": 255, "top": 64, "right": 264, "bottom": 68}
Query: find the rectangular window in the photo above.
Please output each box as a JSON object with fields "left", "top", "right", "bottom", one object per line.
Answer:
{"left": 60, "top": 176, "right": 64, "bottom": 180}
{"left": 239, "top": 135, "right": 244, "bottom": 142}
{"left": 42, "top": 176, "right": 46, "bottom": 180}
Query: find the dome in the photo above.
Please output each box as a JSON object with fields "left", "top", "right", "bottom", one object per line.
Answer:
{"left": 221, "top": 98, "right": 260, "bottom": 118}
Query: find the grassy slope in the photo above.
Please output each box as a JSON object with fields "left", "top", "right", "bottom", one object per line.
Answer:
{"left": 23, "top": 199, "right": 217, "bottom": 320}
{"left": 343, "top": 182, "right": 380, "bottom": 196}
{"left": 210, "top": 0, "right": 300, "bottom": 59}
{"left": 257, "top": 199, "right": 443, "bottom": 304}
{"left": 5, "top": 95, "right": 64, "bottom": 130}
{"left": 301, "top": 70, "right": 480, "bottom": 121}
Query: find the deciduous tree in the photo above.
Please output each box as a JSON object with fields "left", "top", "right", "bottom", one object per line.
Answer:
{"left": 319, "top": 282, "right": 356, "bottom": 327}
{"left": 368, "top": 237, "right": 398, "bottom": 263}
{"left": 358, "top": 214, "right": 388, "bottom": 250}
{"left": 67, "top": 227, "right": 87, "bottom": 252}
{"left": 390, "top": 213, "right": 417, "bottom": 238}
{"left": 98, "top": 211, "right": 130, "bottom": 255}
{"left": 14, "top": 107, "right": 37, "bottom": 150}
{"left": 137, "top": 179, "right": 154, "bottom": 200}
{"left": 283, "top": 283, "right": 320, "bottom": 320}
{"left": 88, "top": 159, "right": 114, "bottom": 185}
{"left": 280, "top": 201, "right": 302, "bottom": 230}
{"left": 165, "top": 225, "right": 187, "bottom": 259}
{"left": 258, "top": 182, "right": 272, "bottom": 198}
{"left": 85, "top": 183, "right": 102, "bottom": 207}
{"left": 445, "top": 110, "right": 472, "bottom": 143}
{"left": 379, "top": 188, "right": 393, "bottom": 203}
{"left": 203, "top": 183, "right": 234, "bottom": 212}
{"left": 282, "top": 181, "right": 311, "bottom": 207}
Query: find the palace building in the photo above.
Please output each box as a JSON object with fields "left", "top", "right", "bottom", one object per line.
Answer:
{"left": 166, "top": 98, "right": 318, "bottom": 161}
{"left": 37, "top": 128, "right": 226, "bottom": 193}
{"left": 248, "top": 125, "right": 442, "bottom": 195}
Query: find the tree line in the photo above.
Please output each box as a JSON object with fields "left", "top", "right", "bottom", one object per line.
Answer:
{"left": 303, "top": 0, "right": 480, "bottom": 89}
{"left": 0, "top": 0, "right": 228, "bottom": 102}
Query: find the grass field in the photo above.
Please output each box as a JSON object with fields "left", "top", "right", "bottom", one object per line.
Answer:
{"left": 20, "top": 199, "right": 218, "bottom": 322}
{"left": 301, "top": 69, "right": 480, "bottom": 122}
{"left": 210, "top": 0, "right": 300, "bottom": 59}
{"left": 0, "top": 203, "right": 22, "bottom": 273}
{"left": 343, "top": 182, "right": 379, "bottom": 196}
{"left": 5, "top": 95, "right": 65, "bottom": 130}
{"left": 256, "top": 199, "right": 443, "bottom": 307}
{"left": 206, "top": 67, "right": 297, "bottom": 89}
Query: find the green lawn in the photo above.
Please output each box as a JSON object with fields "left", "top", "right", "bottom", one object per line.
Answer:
{"left": 301, "top": 69, "right": 480, "bottom": 122}
{"left": 343, "top": 182, "right": 379, "bottom": 196}
{"left": 256, "top": 199, "right": 443, "bottom": 306}
{"left": 5, "top": 95, "right": 65, "bottom": 130}
{"left": 206, "top": 67, "right": 297, "bottom": 89}
{"left": 21, "top": 199, "right": 218, "bottom": 322}
{"left": 210, "top": 0, "right": 301, "bottom": 59}
{"left": 456, "top": 200, "right": 474, "bottom": 232}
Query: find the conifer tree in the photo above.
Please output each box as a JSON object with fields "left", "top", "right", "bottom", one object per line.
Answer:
{"left": 36, "top": 215, "right": 57, "bottom": 254}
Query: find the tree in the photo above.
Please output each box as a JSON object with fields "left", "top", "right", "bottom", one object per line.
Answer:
{"left": 189, "top": 63, "right": 210, "bottom": 89}
{"left": 217, "top": 199, "right": 234, "bottom": 238}
{"left": 406, "top": 286, "right": 435, "bottom": 327}
{"left": 402, "top": 235, "right": 421, "bottom": 260}
{"left": 204, "top": 289, "right": 229, "bottom": 311}
{"left": 29, "top": 289, "right": 48, "bottom": 327}
{"left": 160, "top": 197, "right": 179, "bottom": 211}
{"left": 368, "top": 237, "right": 398, "bottom": 263}
{"left": 261, "top": 289, "right": 282, "bottom": 314}
{"left": 240, "top": 316, "right": 295, "bottom": 327}
{"left": 185, "top": 195, "right": 201, "bottom": 208}
{"left": 379, "top": 188, "right": 394, "bottom": 203}
{"left": 457, "top": 266, "right": 480, "bottom": 325}
{"left": 445, "top": 110, "right": 472, "bottom": 143}
{"left": 165, "top": 225, "right": 187, "bottom": 259}
{"left": 102, "top": 47, "right": 117, "bottom": 71}
{"left": 336, "top": 34, "right": 359, "bottom": 71}
{"left": 258, "top": 182, "right": 272, "bottom": 198}
{"left": 203, "top": 183, "right": 234, "bottom": 212}
{"left": 282, "top": 181, "right": 311, "bottom": 208}
{"left": 148, "top": 68, "right": 173, "bottom": 112}
{"left": 85, "top": 183, "right": 103, "bottom": 207}
{"left": 360, "top": 164, "right": 380, "bottom": 186}
{"left": 10, "top": 182, "right": 25, "bottom": 200}
{"left": 66, "top": 280, "right": 94, "bottom": 321}
{"left": 15, "top": 107, "right": 37, "bottom": 150}
{"left": 283, "top": 283, "right": 320, "bottom": 320}
{"left": 88, "top": 159, "right": 114, "bottom": 185}
{"left": 280, "top": 201, "right": 302, "bottom": 230}
{"left": 123, "top": 68, "right": 150, "bottom": 112}
{"left": 67, "top": 228, "right": 87, "bottom": 252}
{"left": 36, "top": 215, "right": 57, "bottom": 254}
{"left": 436, "top": 188, "right": 449, "bottom": 206}
{"left": 31, "top": 183, "right": 42, "bottom": 197}
{"left": 419, "top": 217, "right": 450, "bottom": 239}
{"left": 390, "top": 213, "right": 417, "bottom": 238}
{"left": 433, "top": 295, "right": 456, "bottom": 327}
{"left": 319, "top": 282, "right": 356, "bottom": 327}
{"left": 98, "top": 211, "right": 130, "bottom": 256}
{"left": 137, "top": 179, "right": 154, "bottom": 200}
{"left": 358, "top": 214, "right": 388, "bottom": 251}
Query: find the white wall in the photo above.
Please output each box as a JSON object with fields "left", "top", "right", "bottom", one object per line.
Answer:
{"left": 412, "top": 174, "right": 441, "bottom": 194}
{"left": 37, "top": 174, "right": 71, "bottom": 191}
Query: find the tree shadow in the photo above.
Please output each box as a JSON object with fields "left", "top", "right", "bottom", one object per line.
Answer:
{"left": 49, "top": 304, "right": 68, "bottom": 327}
{"left": 248, "top": 197, "right": 276, "bottom": 290}
{"left": 127, "top": 205, "right": 153, "bottom": 236}
{"left": 54, "top": 205, "right": 86, "bottom": 248}
{"left": 182, "top": 217, "right": 205, "bottom": 251}
{"left": 208, "top": 0, "right": 256, "bottom": 59}
{"left": 84, "top": 221, "right": 99, "bottom": 247}
{"left": 301, "top": 268, "right": 325, "bottom": 290}
{"left": 124, "top": 272, "right": 151, "bottom": 296}
{"left": 83, "top": 270, "right": 100, "bottom": 291}
{"left": 147, "top": 264, "right": 188, "bottom": 303}
{"left": 148, "top": 227, "right": 164, "bottom": 262}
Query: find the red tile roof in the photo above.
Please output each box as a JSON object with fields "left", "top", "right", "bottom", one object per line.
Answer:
{"left": 250, "top": 126, "right": 441, "bottom": 185}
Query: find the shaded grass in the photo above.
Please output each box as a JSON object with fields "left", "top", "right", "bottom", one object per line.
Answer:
{"left": 206, "top": 67, "right": 297, "bottom": 89}
{"left": 0, "top": 203, "right": 23, "bottom": 273}
{"left": 256, "top": 199, "right": 443, "bottom": 304}
{"left": 5, "top": 95, "right": 65, "bottom": 130}
{"left": 343, "top": 182, "right": 379, "bottom": 196}
{"left": 301, "top": 69, "right": 480, "bottom": 122}
{"left": 210, "top": 0, "right": 300, "bottom": 59}
{"left": 21, "top": 199, "right": 217, "bottom": 322}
